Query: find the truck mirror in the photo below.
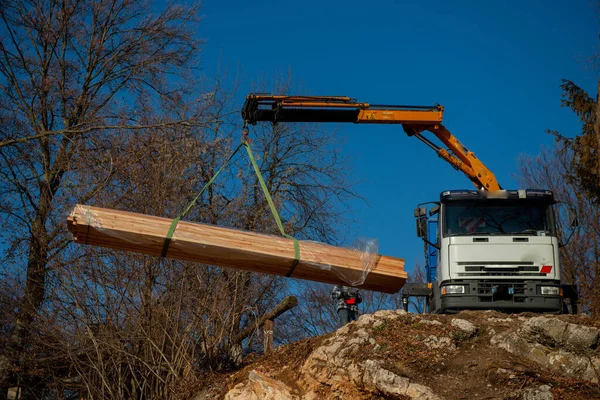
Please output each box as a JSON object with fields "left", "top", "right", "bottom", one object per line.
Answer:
{"left": 557, "top": 204, "right": 578, "bottom": 247}
{"left": 413, "top": 207, "right": 426, "bottom": 218}
{"left": 416, "top": 217, "right": 427, "bottom": 239}
{"left": 429, "top": 205, "right": 440, "bottom": 216}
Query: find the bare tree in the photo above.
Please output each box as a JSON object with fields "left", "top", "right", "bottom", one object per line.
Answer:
{"left": 7, "top": 69, "right": 360, "bottom": 397}
{"left": 403, "top": 262, "right": 428, "bottom": 314}
{"left": 279, "top": 281, "right": 340, "bottom": 339}
{"left": 0, "top": 3, "right": 360, "bottom": 392}
{"left": 519, "top": 143, "right": 600, "bottom": 316}
{"left": 0, "top": 0, "right": 203, "bottom": 394}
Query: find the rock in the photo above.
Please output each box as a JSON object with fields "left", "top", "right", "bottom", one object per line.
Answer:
{"left": 522, "top": 384, "right": 553, "bottom": 400}
{"left": 362, "top": 360, "right": 411, "bottom": 395}
{"left": 547, "top": 350, "right": 599, "bottom": 381}
{"left": 356, "top": 313, "right": 377, "bottom": 326}
{"left": 491, "top": 331, "right": 532, "bottom": 357}
{"left": 563, "top": 323, "right": 599, "bottom": 351}
{"left": 299, "top": 316, "right": 444, "bottom": 400}
{"left": 224, "top": 370, "right": 297, "bottom": 400}
{"left": 451, "top": 318, "right": 477, "bottom": 337}
{"left": 300, "top": 325, "right": 372, "bottom": 391}
{"left": 491, "top": 328, "right": 600, "bottom": 382}
{"left": 424, "top": 335, "right": 456, "bottom": 350}
{"left": 346, "top": 362, "right": 362, "bottom": 385}
{"left": 362, "top": 360, "right": 442, "bottom": 400}
{"left": 372, "top": 320, "right": 385, "bottom": 329}
{"left": 523, "top": 317, "right": 568, "bottom": 347}
{"left": 372, "top": 309, "right": 398, "bottom": 320}
{"left": 487, "top": 317, "right": 514, "bottom": 323}
{"left": 336, "top": 324, "right": 351, "bottom": 335}
{"left": 405, "top": 383, "right": 444, "bottom": 400}
{"left": 522, "top": 316, "right": 599, "bottom": 352}
{"left": 419, "top": 319, "right": 443, "bottom": 326}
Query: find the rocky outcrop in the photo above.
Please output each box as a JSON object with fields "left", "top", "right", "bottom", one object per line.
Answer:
{"left": 298, "top": 310, "right": 441, "bottom": 399}
{"left": 490, "top": 316, "right": 600, "bottom": 382}
{"left": 220, "top": 311, "right": 600, "bottom": 400}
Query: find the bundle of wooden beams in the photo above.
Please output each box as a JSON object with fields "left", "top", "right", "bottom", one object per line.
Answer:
{"left": 67, "top": 205, "right": 407, "bottom": 293}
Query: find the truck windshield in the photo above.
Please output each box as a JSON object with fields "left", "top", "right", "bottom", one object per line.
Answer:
{"left": 443, "top": 201, "right": 556, "bottom": 237}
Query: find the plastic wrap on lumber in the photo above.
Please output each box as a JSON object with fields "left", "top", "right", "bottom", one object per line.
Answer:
{"left": 67, "top": 205, "right": 406, "bottom": 293}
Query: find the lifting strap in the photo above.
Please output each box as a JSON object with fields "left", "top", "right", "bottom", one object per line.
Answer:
{"left": 161, "top": 142, "right": 244, "bottom": 258}
{"left": 242, "top": 141, "right": 301, "bottom": 277}
{"left": 161, "top": 132, "right": 301, "bottom": 277}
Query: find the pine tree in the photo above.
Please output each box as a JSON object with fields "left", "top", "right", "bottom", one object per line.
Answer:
{"left": 550, "top": 79, "right": 600, "bottom": 203}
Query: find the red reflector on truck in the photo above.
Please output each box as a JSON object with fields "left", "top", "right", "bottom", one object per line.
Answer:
{"left": 540, "top": 265, "right": 552, "bottom": 274}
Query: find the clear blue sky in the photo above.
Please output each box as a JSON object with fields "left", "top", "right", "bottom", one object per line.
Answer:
{"left": 197, "top": 0, "right": 598, "bottom": 276}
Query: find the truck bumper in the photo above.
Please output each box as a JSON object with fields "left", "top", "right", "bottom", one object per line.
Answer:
{"left": 438, "top": 280, "right": 563, "bottom": 313}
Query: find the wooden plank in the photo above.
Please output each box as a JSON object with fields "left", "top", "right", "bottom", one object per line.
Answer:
{"left": 67, "top": 205, "right": 407, "bottom": 293}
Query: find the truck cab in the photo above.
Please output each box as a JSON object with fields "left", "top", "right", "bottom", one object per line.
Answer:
{"left": 415, "top": 189, "right": 572, "bottom": 314}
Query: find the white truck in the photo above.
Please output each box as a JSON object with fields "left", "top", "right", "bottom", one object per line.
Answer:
{"left": 413, "top": 189, "right": 578, "bottom": 313}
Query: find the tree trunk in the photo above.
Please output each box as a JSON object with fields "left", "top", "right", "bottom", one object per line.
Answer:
{"left": 263, "top": 319, "right": 274, "bottom": 354}
{"left": 0, "top": 182, "right": 52, "bottom": 389}
{"left": 234, "top": 296, "right": 298, "bottom": 343}
{"left": 595, "top": 79, "right": 600, "bottom": 194}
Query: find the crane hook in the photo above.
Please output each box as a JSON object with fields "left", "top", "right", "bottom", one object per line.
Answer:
{"left": 242, "top": 120, "right": 250, "bottom": 144}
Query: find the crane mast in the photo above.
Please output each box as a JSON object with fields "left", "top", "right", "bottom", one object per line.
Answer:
{"left": 242, "top": 94, "right": 500, "bottom": 191}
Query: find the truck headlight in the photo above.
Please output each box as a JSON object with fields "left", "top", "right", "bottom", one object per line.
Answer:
{"left": 540, "top": 286, "right": 560, "bottom": 295}
{"left": 442, "top": 285, "right": 466, "bottom": 295}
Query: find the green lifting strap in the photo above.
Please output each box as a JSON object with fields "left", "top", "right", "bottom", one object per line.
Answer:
{"left": 161, "top": 139, "right": 301, "bottom": 278}
{"left": 161, "top": 142, "right": 244, "bottom": 258}
{"left": 242, "top": 142, "right": 301, "bottom": 277}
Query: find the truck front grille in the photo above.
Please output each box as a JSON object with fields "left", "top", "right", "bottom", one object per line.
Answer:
{"left": 475, "top": 282, "right": 528, "bottom": 302}
{"left": 456, "top": 261, "right": 543, "bottom": 277}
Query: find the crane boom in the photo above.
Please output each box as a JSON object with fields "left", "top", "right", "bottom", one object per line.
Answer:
{"left": 242, "top": 94, "right": 501, "bottom": 191}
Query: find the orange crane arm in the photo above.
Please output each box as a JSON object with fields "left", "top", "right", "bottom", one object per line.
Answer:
{"left": 242, "top": 94, "right": 501, "bottom": 191}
